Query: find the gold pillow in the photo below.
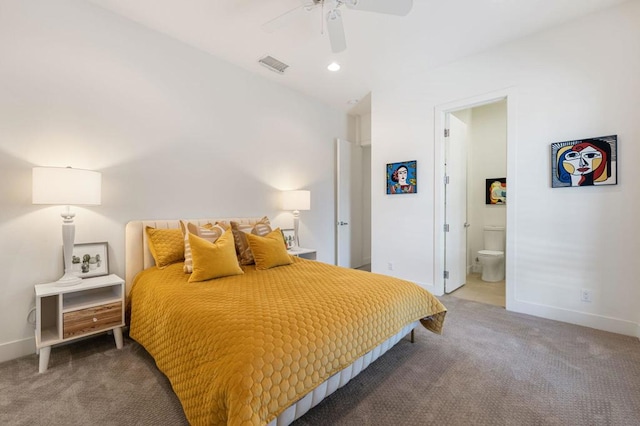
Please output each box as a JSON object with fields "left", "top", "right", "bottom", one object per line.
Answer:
{"left": 145, "top": 226, "right": 184, "bottom": 269}
{"left": 230, "top": 216, "right": 272, "bottom": 265}
{"left": 181, "top": 221, "right": 225, "bottom": 273}
{"left": 246, "top": 229, "right": 293, "bottom": 270}
{"left": 188, "top": 229, "right": 244, "bottom": 283}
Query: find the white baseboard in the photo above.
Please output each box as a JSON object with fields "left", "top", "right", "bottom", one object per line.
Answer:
{"left": 414, "top": 280, "right": 439, "bottom": 295}
{"left": 0, "top": 337, "right": 35, "bottom": 364}
{"left": 508, "top": 298, "right": 638, "bottom": 338}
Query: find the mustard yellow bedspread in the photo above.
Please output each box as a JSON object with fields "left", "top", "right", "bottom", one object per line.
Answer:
{"left": 129, "top": 257, "right": 446, "bottom": 425}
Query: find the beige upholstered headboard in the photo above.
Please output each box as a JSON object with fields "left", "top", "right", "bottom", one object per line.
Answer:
{"left": 124, "top": 217, "right": 264, "bottom": 296}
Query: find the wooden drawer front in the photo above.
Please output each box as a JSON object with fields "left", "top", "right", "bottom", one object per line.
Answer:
{"left": 63, "top": 302, "right": 122, "bottom": 339}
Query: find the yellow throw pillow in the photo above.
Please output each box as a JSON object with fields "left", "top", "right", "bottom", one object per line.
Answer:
{"left": 181, "top": 221, "right": 225, "bottom": 273}
{"left": 246, "top": 229, "right": 293, "bottom": 270}
{"left": 230, "top": 216, "right": 272, "bottom": 265}
{"left": 145, "top": 226, "right": 184, "bottom": 269}
{"left": 188, "top": 229, "right": 244, "bottom": 282}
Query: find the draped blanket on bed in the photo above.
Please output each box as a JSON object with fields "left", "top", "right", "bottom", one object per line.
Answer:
{"left": 129, "top": 257, "right": 446, "bottom": 426}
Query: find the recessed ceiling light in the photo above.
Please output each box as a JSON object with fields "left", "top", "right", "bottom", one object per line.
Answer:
{"left": 327, "top": 62, "right": 341, "bottom": 72}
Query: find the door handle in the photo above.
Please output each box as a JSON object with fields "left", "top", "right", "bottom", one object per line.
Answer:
{"left": 464, "top": 223, "right": 471, "bottom": 228}
{"left": 338, "top": 221, "right": 349, "bottom": 226}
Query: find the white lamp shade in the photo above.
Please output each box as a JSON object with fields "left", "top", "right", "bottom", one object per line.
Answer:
{"left": 32, "top": 167, "right": 102, "bottom": 206}
{"left": 281, "top": 190, "right": 310, "bottom": 211}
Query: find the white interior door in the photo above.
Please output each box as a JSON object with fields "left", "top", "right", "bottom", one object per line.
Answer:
{"left": 336, "top": 139, "right": 362, "bottom": 267}
{"left": 444, "top": 113, "right": 468, "bottom": 293}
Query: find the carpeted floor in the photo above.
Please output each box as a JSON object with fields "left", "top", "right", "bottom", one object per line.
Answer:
{"left": 1, "top": 295, "right": 639, "bottom": 425}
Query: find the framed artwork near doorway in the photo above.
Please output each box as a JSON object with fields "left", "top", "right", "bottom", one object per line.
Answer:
{"left": 551, "top": 135, "right": 617, "bottom": 188}
{"left": 386, "top": 160, "right": 417, "bottom": 194}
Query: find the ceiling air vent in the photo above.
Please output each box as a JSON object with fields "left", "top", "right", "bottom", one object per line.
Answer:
{"left": 258, "top": 55, "right": 289, "bottom": 74}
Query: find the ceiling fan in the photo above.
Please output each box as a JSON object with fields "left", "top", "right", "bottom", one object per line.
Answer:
{"left": 262, "top": 0, "right": 413, "bottom": 53}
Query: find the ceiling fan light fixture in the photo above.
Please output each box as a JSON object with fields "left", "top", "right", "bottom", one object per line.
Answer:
{"left": 327, "top": 62, "right": 341, "bottom": 71}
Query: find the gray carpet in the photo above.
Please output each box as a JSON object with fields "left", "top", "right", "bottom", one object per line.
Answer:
{"left": 1, "top": 295, "right": 639, "bottom": 425}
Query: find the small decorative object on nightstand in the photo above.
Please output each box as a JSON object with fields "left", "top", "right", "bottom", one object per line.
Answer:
{"left": 34, "top": 274, "right": 125, "bottom": 373}
{"left": 287, "top": 247, "right": 316, "bottom": 261}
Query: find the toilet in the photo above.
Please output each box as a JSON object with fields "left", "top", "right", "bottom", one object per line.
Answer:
{"left": 478, "top": 226, "right": 505, "bottom": 282}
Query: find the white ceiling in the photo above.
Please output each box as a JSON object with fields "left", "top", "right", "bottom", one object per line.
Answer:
{"left": 86, "top": 0, "right": 628, "bottom": 114}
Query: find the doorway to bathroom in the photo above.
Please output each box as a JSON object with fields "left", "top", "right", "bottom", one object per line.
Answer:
{"left": 437, "top": 96, "right": 508, "bottom": 308}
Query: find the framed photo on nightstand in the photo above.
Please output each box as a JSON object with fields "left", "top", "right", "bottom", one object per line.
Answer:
{"left": 281, "top": 229, "right": 295, "bottom": 249}
{"left": 64, "top": 242, "right": 109, "bottom": 278}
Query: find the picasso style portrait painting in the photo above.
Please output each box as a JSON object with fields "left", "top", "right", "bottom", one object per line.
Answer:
{"left": 551, "top": 135, "right": 617, "bottom": 188}
{"left": 485, "top": 178, "right": 506, "bottom": 204}
{"left": 387, "top": 161, "right": 417, "bottom": 194}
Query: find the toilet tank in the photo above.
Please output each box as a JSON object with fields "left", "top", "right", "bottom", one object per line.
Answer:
{"left": 484, "top": 226, "right": 505, "bottom": 251}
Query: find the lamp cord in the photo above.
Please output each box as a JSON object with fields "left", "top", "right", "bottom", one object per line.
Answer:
{"left": 27, "top": 307, "right": 36, "bottom": 327}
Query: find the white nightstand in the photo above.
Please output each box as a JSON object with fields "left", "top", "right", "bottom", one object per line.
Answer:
{"left": 34, "top": 274, "right": 125, "bottom": 373}
{"left": 288, "top": 248, "right": 317, "bottom": 260}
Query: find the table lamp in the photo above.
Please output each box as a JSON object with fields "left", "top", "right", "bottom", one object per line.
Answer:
{"left": 32, "top": 166, "right": 102, "bottom": 286}
{"left": 281, "top": 190, "right": 310, "bottom": 249}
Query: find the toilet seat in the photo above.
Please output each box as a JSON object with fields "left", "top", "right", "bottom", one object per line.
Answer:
{"left": 478, "top": 250, "right": 503, "bottom": 257}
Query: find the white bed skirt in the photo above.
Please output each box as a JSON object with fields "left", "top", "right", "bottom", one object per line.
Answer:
{"left": 268, "top": 320, "right": 418, "bottom": 426}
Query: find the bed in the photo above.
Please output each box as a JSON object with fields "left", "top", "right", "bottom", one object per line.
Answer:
{"left": 125, "top": 217, "right": 446, "bottom": 426}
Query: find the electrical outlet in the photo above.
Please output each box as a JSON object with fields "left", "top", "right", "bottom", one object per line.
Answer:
{"left": 387, "top": 262, "right": 394, "bottom": 271}
{"left": 581, "top": 289, "right": 592, "bottom": 303}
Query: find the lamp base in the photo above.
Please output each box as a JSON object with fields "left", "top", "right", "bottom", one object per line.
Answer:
{"left": 293, "top": 212, "right": 301, "bottom": 248}
{"left": 55, "top": 272, "right": 82, "bottom": 287}
{"left": 57, "top": 210, "right": 82, "bottom": 287}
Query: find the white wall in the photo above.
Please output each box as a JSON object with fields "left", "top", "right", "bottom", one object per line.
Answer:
{"left": 359, "top": 113, "right": 372, "bottom": 146}
{"left": 348, "top": 140, "right": 364, "bottom": 267}
{"left": 0, "top": 0, "right": 349, "bottom": 361}
{"left": 357, "top": 112, "right": 372, "bottom": 266}
{"left": 466, "top": 101, "right": 507, "bottom": 271}
{"left": 361, "top": 146, "right": 372, "bottom": 265}
{"left": 372, "top": 1, "right": 640, "bottom": 336}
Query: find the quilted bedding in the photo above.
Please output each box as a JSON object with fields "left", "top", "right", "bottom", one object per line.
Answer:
{"left": 129, "top": 257, "right": 446, "bottom": 425}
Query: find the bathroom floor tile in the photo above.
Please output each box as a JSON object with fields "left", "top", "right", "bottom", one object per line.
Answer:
{"left": 450, "top": 273, "right": 505, "bottom": 307}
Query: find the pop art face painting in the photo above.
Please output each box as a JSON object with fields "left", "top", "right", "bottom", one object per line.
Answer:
{"left": 387, "top": 161, "right": 417, "bottom": 194}
{"left": 551, "top": 135, "right": 617, "bottom": 188}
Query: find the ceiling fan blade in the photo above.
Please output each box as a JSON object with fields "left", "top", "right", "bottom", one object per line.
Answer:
{"left": 261, "top": 4, "right": 305, "bottom": 33}
{"left": 326, "top": 9, "right": 347, "bottom": 53}
{"left": 262, "top": 1, "right": 320, "bottom": 33}
{"left": 344, "top": 0, "right": 413, "bottom": 16}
